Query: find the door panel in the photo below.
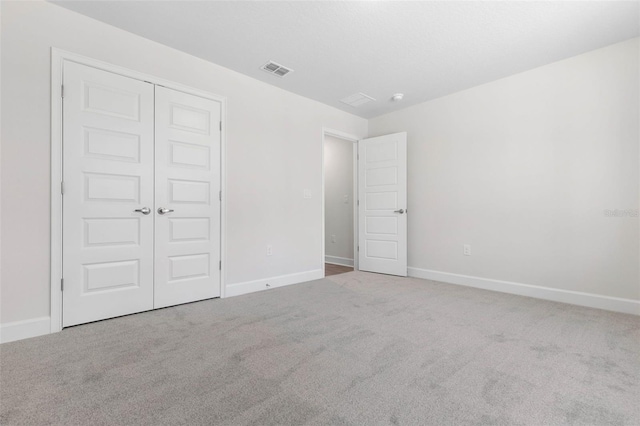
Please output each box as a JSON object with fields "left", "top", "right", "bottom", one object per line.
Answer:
{"left": 358, "top": 132, "right": 407, "bottom": 276}
{"left": 63, "top": 62, "right": 155, "bottom": 327}
{"left": 154, "top": 87, "right": 221, "bottom": 308}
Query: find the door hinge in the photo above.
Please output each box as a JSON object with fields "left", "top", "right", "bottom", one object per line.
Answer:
{"left": 61, "top": 181, "right": 65, "bottom": 195}
{"left": 357, "top": 245, "right": 360, "bottom": 252}
{"left": 357, "top": 200, "right": 359, "bottom": 206}
{"left": 219, "top": 121, "right": 222, "bottom": 131}
{"left": 60, "top": 278, "right": 64, "bottom": 291}
{"left": 61, "top": 85, "right": 64, "bottom": 98}
{"left": 219, "top": 190, "right": 222, "bottom": 201}
{"left": 219, "top": 261, "right": 222, "bottom": 270}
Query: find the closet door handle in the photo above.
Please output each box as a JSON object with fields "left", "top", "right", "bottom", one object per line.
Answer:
{"left": 394, "top": 209, "right": 405, "bottom": 214}
{"left": 134, "top": 207, "right": 151, "bottom": 215}
{"left": 157, "top": 207, "right": 174, "bottom": 215}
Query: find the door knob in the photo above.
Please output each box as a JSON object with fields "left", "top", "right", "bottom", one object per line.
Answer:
{"left": 157, "top": 207, "right": 174, "bottom": 215}
{"left": 134, "top": 207, "right": 151, "bottom": 215}
{"left": 394, "top": 209, "right": 405, "bottom": 214}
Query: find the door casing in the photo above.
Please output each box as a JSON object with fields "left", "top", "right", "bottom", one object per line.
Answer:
{"left": 50, "top": 48, "right": 228, "bottom": 333}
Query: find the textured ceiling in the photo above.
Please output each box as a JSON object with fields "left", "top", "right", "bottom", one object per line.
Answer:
{"left": 52, "top": 1, "right": 639, "bottom": 119}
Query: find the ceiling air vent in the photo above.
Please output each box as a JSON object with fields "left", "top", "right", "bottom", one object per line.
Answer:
{"left": 261, "top": 61, "right": 293, "bottom": 78}
{"left": 340, "top": 92, "right": 376, "bottom": 107}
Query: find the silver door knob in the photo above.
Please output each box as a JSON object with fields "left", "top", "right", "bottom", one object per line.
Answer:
{"left": 394, "top": 209, "right": 405, "bottom": 214}
{"left": 157, "top": 207, "right": 174, "bottom": 215}
{"left": 134, "top": 207, "right": 151, "bottom": 215}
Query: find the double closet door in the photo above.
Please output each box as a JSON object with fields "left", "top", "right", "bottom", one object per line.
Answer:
{"left": 62, "top": 62, "right": 221, "bottom": 327}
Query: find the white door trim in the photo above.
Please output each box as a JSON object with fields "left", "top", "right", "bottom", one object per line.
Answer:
{"left": 321, "top": 128, "right": 360, "bottom": 275}
{"left": 50, "top": 48, "right": 228, "bottom": 333}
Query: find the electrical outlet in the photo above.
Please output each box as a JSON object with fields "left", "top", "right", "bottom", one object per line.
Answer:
{"left": 344, "top": 194, "right": 349, "bottom": 204}
{"left": 303, "top": 189, "right": 311, "bottom": 199}
{"left": 463, "top": 244, "right": 471, "bottom": 256}
{"left": 331, "top": 234, "right": 336, "bottom": 243}
{"left": 267, "top": 245, "right": 273, "bottom": 256}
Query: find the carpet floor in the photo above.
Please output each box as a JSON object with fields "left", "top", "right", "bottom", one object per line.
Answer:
{"left": 1, "top": 271, "right": 639, "bottom": 425}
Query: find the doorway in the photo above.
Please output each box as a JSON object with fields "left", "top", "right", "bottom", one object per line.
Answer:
{"left": 322, "top": 131, "right": 358, "bottom": 277}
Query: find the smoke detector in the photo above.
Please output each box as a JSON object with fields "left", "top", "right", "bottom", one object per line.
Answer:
{"left": 340, "top": 92, "right": 376, "bottom": 107}
{"left": 392, "top": 93, "right": 404, "bottom": 101}
{"left": 261, "top": 61, "right": 293, "bottom": 78}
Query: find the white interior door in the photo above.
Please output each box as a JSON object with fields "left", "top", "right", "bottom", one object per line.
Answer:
{"left": 62, "top": 62, "right": 155, "bottom": 327}
{"left": 358, "top": 132, "right": 407, "bottom": 276}
{"left": 153, "top": 86, "right": 221, "bottom": 308}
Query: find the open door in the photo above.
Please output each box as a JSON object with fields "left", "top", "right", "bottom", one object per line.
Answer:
{"left": 358, "top": 132, "right": 407, "bottom": 276}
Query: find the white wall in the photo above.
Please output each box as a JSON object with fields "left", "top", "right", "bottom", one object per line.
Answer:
{"left": 0, "top": 1, "right": 367, "bottom": 325}
{"left": 369, "top": 38, "right": 639, "bottom": 302}
{"left": 324, "top": 135, "right": 354, "bottom": 263}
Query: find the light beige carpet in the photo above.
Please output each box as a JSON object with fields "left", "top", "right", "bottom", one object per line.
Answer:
{"left": 1, "top": 271, "right": 639, "bottom": 425}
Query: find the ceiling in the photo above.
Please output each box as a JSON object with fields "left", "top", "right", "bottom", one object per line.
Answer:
{"left": 52, "top": 1, "right": 639, "bottom": 119}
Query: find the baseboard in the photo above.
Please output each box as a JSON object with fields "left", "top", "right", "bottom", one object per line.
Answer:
{"left": 226, "top": 269, "right": 324, "bottom": 298}
{"left": 324, "top": 256, "right": 354, "bottom": 267}
{"left": 0, "top": 316, "right": 51, "bottom": 344}
{"left": 408, "top": 267, "right": 640, "bottom": 316}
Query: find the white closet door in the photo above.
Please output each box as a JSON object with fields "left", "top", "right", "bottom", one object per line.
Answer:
{"left": 62, "top": 62, "right": 155, "bottom": 327}
{"left": 154, "top": 86, "right": 221, "bottom": 308}
{"left": 358, "top": 132, "right": 408, "bottom": 276}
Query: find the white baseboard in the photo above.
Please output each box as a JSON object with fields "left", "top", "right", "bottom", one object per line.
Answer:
{"left": 408, "top": 267, "right": 640, "bottom": 316}
{"left": 226, "top": 269, "right": 324, "bottom": 298}
{"left": 325, "top": 256, "right": 354, "bottom": 267}
{"left": 5, "top": 269, "right": 632, "bottom": 344}
{"left": 0, "top": 316, "right": 51, "bottom": 344}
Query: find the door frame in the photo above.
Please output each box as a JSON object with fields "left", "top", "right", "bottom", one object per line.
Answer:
{"left": 321, "top": 128, "right": 359, "bottom": 274}
{"left": 50, "top": 48, "right": 228, "bottom": 333}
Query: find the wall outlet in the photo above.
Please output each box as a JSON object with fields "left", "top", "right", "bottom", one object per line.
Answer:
{"left": 344, "top": 194, "right": 349, "bottom": 204}
{"left": 463, "top": 244, "right": 471, "bottom": 256}
{"left": 331, "top": 234, "right": 336, "bottom": 243}
{"left": 303, "top": 189, "right": 311, "bottom": 199}
{"left": 266, "top": 245, "right": 273, "bottom": 256}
